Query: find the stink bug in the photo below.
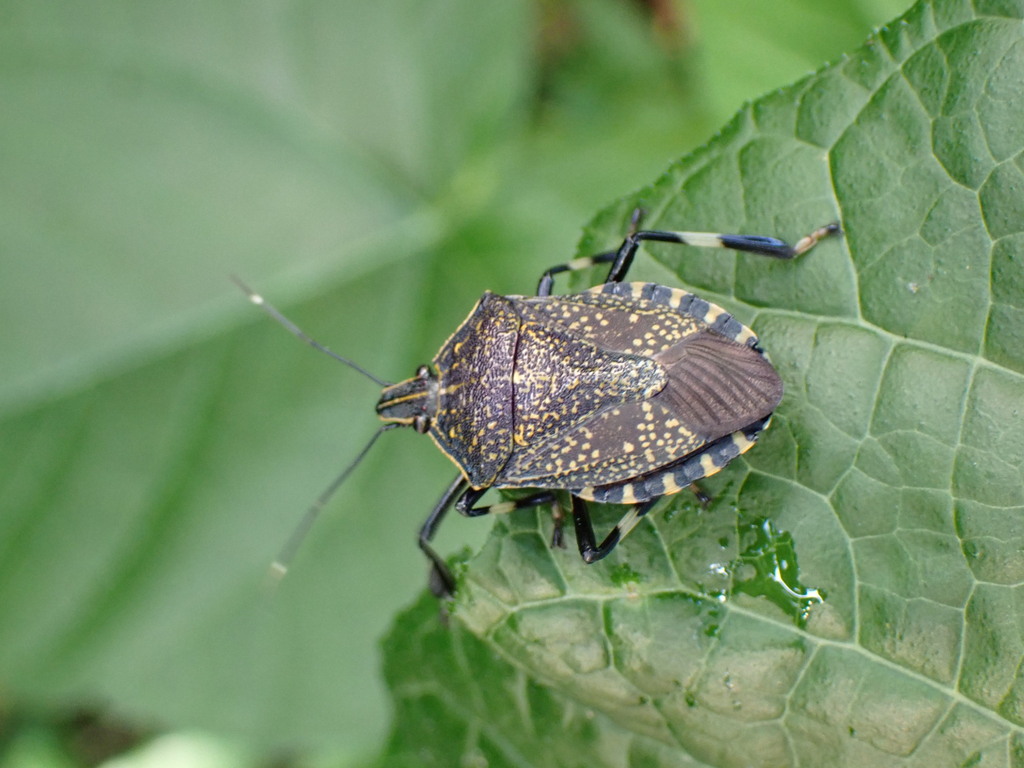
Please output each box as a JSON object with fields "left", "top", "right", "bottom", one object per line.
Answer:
{"left": 239, "top": 211, "right": 839, "bottom": 596}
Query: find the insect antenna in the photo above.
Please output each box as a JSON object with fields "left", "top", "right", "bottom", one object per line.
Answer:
{"left": 231, "top": 275, "right": 392, "bottom": 387}
{"left": 268, "top": 423, "right": 399, "bottom": 582}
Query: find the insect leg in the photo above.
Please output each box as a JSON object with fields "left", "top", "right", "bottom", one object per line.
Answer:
{"left": 536, "top": 250, "right": 618, "bottom": 296}
{"left": 550, "top": 498, "right": 566, "bottom": 548}
{"left": 535, "top": 209, "right": 646, "bottom": 295}
{"left": 418, "top": 473, "right": 469, "bottom": 597}
{"left": 457, "top": 489, "right": 565, "bottom": 548}
{"left": 456, "top": 489, "right": 558, "bottom": 517}
{"left": 603, "top": 221, "right": 841, "bottom": 282}
{"left": 571, "top": 495, "right": 659, "bottom": 563}
{"left": 690, "top": 482, "right": 711, "bottom": 506}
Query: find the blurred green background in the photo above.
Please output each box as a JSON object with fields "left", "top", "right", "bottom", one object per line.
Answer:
{"left": 0, "top": 1, "right": 908, "bottom": 766}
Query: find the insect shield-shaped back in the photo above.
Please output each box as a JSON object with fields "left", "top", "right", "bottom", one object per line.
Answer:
{"left": 380, "top": 285, "right": 784, "bottom": 500}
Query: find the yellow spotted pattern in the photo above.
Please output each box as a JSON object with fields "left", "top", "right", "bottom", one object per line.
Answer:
{"left": 429, "top": 293, "right": 518, "bottom": 487}
{"left": 512, "top": 323, "right": 666, "bottom": 447}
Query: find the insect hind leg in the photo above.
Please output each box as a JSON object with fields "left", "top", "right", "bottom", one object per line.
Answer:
{"left": 536, "top": 212, "right": 839, "bottom": 296}
{"left": 603, "top": 220, "right": 840, "bottom": 283}
{"left": 571, "top": 495, "right": 659, "bottom": 563}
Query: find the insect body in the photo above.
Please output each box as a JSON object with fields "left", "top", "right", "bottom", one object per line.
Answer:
{"left": 381, "top": 283, "right": 780, "bottom": 499}
{"left": 240, "top": 212, "right": 838, "bottom": 596}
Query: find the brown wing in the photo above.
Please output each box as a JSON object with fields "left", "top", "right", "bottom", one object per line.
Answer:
{"left": 496, "top": 330, "right": 781, "bottom": 490}
{"left": 655, "top": 330, "right": 782, "bottom": 439}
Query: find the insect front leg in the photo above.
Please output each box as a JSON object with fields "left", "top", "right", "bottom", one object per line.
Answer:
{"left": 418, "top": 473, "right": 469, "bottom": 598}
{"left": 570, "top": 495, "right": 659, "bottom": 563}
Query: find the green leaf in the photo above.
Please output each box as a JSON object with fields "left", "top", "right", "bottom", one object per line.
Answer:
{"left": 0, "top": 0, "right": 538, "bottom": 757}
{"left": 689, "top": 0, "right": 909, "bottom": 126}
{"left": 379, "top": 592, "right": 705, "bottom": 768}
{"left": 383, "top": 1, "right": 1024, "bottom": 765}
